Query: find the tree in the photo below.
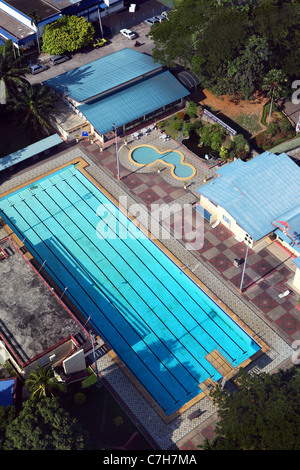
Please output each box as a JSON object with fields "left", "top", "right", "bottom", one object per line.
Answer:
{"left": 28, "top": 9, "right": 41, "bottom": 53}
{"left": 224, "top": 35, "right": 270, "bottom": 99}
{"left": 0, "top": 40, "right": 29, "bottom": 103}
{"left": 25, "top": 364, "right": 65, "bottom": 399}
{"left": 4, "top": 397, "right": 88, "bottom": 450}
{"left": 0, "top": 405, "right": 16, "bottom": 450}
{"left": 204, "top": 366, "right": 300, "bottom": 450}
{"left": 149, "top": 0, "right": 300, "bottom": 97}
{"left": 42, "top": 15, "right": 95, "bottom": 55}
{"left": 7, "top": 84, "right": 57, "bottom": 138}
{"left": 262, "top": 69, "right": 288, "bottom": 126}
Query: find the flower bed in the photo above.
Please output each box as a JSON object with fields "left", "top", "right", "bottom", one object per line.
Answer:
{"left": 253, "top": 102, "right": 295, "bottom": 151}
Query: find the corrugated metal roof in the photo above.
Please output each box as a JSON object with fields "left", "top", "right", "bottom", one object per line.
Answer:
{"left": 0, "top": 134, "right": 63, "bottom": 171}
{"left": 196, "top": 152, "right": 300, "bottom": 241}
{"left": 44, "top": 48, "right": 163, "bottom": 103}
{"left": 78, "top": 71, "right": 190, "bottom": 135}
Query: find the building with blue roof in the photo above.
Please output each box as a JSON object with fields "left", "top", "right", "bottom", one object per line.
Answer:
{"left": 45, "top": 48, "right": 190, "bottom": 142}
{"left": 44, "top": 48, "right": 163, "bottom": 104}
{"left": 0, "top": 378, "right": 16, "bottom": 407}
{"left": 196, "top": 151, "right": 300, "bottom": 246}
{"left": 196, "top": 151, "right": 300, "bottom": 291}
{"left": 0, "top": 0, "right": 123, "bottom": 50}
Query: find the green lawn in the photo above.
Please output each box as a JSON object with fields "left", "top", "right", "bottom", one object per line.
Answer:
{"left": 235, "top": 113, "right": 264, "bottom": 135}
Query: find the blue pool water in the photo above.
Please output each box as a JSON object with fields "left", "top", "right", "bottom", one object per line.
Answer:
{"left": 130, "top": 146, "right": 195, "bottom": 179}
{"left": 0, "top": 166, "right": 260, "bottom": 415}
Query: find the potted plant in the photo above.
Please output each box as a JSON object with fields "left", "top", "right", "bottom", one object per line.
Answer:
{"left": 75, "top": 134, "right": 79, "bottom": 142}
{"left": 183, "top": 180, "right": 188, "bottom": 189}
{"left": 89, "top": 134, "right": 94, "bottom": 144}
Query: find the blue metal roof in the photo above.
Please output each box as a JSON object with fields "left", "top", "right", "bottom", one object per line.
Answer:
{"left": 196, "top": 152, "right": 300, "bottom": 241}
{"left": 79, "top": 71, "right": 190, "bottom": 135}
{"left": 293, "top": 256, "right": 300, "bottom": 268}
{"left": 273, "top": 205, "right": 300, "bottom": 248}
{"left": 44, "top": 48, "right": 163, "bottom": 103}
{"left": 0, "top": 134, "right": 63, "bottom": 171}
{"left": 0, "top": 378, "right": 15, "bottom": 407}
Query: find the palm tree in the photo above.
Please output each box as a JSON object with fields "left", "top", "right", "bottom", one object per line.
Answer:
{"left": 29, "top": 10, "right": 41, "bottom": 53}
{"left": 0, "top": 40, "right": 29, "bottom": 103}
{"left": 262, "top": 69, "right": 288, "bottom": 126}
{"left": 7, "top": 83, "right": 57, "bottom": 137}
{"left": 25, "top": 364, "right": 65, "bottom": 399}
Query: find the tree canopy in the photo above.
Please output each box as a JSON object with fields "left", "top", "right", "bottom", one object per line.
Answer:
{"left": 7, "top": 83, "right": 57, "bottom": 138}
{"left": 0, "top": 39, "right": 29, "bottom": 103}
{"left": 148, "top": 0, "right": 300, "bottom": 98}
{"left": 4, "top": 397, "right": 88, "bottom": 450}
{"left": 42, "top": 15, "right": 95, "bottom": 55}
{"left": 204, "top": 366, "right": 300, "bottom": 450}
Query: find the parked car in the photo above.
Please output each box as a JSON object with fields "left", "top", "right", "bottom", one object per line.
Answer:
{"left": 30, "top": 63, "right": 46, "bottom": 75}
{"left": 154, "top": 15, "right": 166, "bottom": 23}
{"left": 93, "top": 37, "right": 107, "bottom": 48}
{"left": 144, "top": 17, "right": 159, "bottom": 26}
{"left": 50, "top": 55, "right": 69, "bottom": 66}
{"left": 120, "top": 28, "right": 137, "bottom": 40}
{"left": 161, "top": 11, "right": 169, "bottom": 19}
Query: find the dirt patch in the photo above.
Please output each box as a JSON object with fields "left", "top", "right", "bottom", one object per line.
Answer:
{"left": 195, "top": 89, "right": 269, "bottom": 136}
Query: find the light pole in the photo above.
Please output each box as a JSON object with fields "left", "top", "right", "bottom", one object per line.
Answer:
{"left": 90, "top": 330, "right": 101, "bottom": 387}
{"left": 112, "top": 122, "right": 120, "bottom": 180}
{"left": 239, "top": 235, "right": 252, "bottom": 293}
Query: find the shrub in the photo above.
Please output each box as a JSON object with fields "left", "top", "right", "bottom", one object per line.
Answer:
{"left": 114, "top": 416, "right": 124, "bottom": 427}
{"left": 181, "top": 121, "right": 193, "bottom": 136}
{"left": 186, "top": 101, "right": 198, "bottom": 118}
{"left": 172, "top": 120, "right": 182, "bottom": 131}
{"left": 73, "top": 392, "right": 86, "bottom": 405}
{"left": 176, "top": 111, "right": 185, "bottom": 120}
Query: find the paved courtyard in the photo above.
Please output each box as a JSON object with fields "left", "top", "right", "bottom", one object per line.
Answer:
{"left": 74, "top": 128, "right": 297, "bottom": 448}
{"left": 0, "top": 132, "right": 296, "bottom": 450}
{"left": 79, "top": 128, "right": 300, "bottom": 347}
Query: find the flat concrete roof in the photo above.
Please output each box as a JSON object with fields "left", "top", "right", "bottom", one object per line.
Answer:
{"left": 2, "top": 0, "right": 59, "bottom": 20}
{"left": 0, "top": 236, "right": 89, "bottom": 366}
{"left": 0, "top": 9, "right": 34, "bottom": 39}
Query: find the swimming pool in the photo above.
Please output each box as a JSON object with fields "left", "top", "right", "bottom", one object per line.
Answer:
{"left": 129, "top": 145, "right": 196, "bottom": 180}
{"left": 0, "top": 164, "right": 260, "bottom": 415}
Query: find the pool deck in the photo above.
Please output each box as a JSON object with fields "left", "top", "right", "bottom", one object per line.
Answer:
{"left": 0, "top": 135, "right": 296, "bottom": 450}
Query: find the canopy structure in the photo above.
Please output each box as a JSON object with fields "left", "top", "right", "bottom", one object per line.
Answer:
{"left": 0, "top": 134, "right": 63, "bottom": 172}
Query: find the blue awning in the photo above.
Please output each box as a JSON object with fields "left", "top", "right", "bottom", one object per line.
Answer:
{"left": 0, "top": 134, "right": 63, "bottom": 171}
{"left": 274, "top": 229, "right": 300, "bottom": 255}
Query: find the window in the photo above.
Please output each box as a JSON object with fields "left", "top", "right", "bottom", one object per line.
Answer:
{"left": 223, "top": 215, "right": 230, "bottom": 225}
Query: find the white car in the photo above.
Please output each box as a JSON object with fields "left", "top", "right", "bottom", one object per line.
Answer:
{"left": 30, "top": 63, "right": 46, "bottom": 75}
{"left": 161, "top": 11, "right": 169, "bottom": 19}
{"left": 144, "top": 17, "right": 159, "bottom": 26}
{"left": 154, "top": 15, "right": 166, "bottom": 23}
{"left": 120, "top": 28, "right": 137, "bottom": 40}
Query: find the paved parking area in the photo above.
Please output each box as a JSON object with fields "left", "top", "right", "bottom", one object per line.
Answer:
{"left": 26, "top": 0, "right": 166, "bottom": 85}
